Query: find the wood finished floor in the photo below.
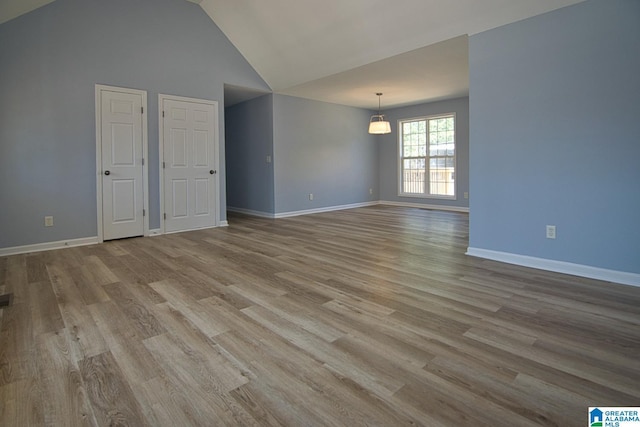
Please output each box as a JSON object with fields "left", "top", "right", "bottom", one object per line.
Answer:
{"left": 1, "top": 206, "right": 639, "bottom": 426}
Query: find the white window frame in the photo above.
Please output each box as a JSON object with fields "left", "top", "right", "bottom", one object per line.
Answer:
{"left": 397, "top": 113, "right": 457, "bottom": 200}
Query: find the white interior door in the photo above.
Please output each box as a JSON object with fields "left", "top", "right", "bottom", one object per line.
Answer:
{"left": 97, "top": 87, "right": 146, "bottom": 240}
{"left": 161, "top": 96, "right": 218, "bottom": 233}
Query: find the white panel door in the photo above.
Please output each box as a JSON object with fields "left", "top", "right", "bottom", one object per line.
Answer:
{"left": 162, "top": 97, "right": 217, "bottom": 233}
{"left": 100, "top": 90, "right": 144, "bottom": 240}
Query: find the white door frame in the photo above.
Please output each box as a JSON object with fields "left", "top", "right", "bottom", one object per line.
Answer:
{"left": 95, "top": 84, "right": 149, "bottom": 242}
{"left": 158, "top": 94, "right": 220, "bottom": 234}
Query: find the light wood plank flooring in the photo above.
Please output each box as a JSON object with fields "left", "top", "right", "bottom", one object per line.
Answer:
{"left": 1, "top": 206, "right": 639, "bottom": 426}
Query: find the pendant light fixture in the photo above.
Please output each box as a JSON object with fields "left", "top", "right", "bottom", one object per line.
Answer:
{"left": 368, "top": 92, "right": 391, "bottom": 134}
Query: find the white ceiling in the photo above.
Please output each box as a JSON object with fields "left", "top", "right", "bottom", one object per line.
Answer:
{"left": 280, "top": 35, "right": 469, "bottom": 109}
{"left": 1, "top": 0, "right": 586, "bottom": 109}
{"left": 200, "top": 0, "right": 586, "bottom": 108}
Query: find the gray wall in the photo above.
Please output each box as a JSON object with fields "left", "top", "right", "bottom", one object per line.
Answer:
{"left": 272, "top": 95, "right": 378, "bottom": 214}
{"left": 225, "top": 94, "right": 275, "bottom": 214}
{"left": 378, "top": 97, "right": 470, "bottom": 209}
{"left": 469, "top": 0, "right": 640, "bottom": 274}
{"left": 0, "top": 0, "right": 269, "bottom": 248}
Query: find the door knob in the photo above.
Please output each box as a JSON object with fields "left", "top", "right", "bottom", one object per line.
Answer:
{"left": 104, "top": 170, "right": 111, "bottom": 176}
{"left": 210, "top": 170, "right": 215, "bottom": 174}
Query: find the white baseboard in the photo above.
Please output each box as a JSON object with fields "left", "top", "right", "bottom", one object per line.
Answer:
{"left": 227, "top": 207, "right": 275, "bottom": 218}
{"left": 229, "top": 201, "right": 467, "bottom": 219}
{"left": 1, "top": 222, "right": 228, "bottom": 256}
{"left": 466, "top": 247, "right": 640, "bottom": 287}
{"left": 228, "top": 203, "right": 379, "bottom": 219}
{"left": 274, "top": 201, "right": 378, "bottom": 219}
{"left": 379, "top": 200, "right": 469, "bottom": 213}
{"left": 0, "top": 236, "right": 99, "bottom": 257}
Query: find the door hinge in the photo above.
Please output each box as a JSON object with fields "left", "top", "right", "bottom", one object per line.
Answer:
{"left": 164, "top": 213, "right": 167, "bottom": 220}
{"left": 141, "top": 106, "right": 144, "bottom": 114}
{"left": 141, "top": 158, "right": 145, "bottom": 166}
{"left": 162, "top": 111, "right": 165, "bottom": 118}
{"left": 163, "top": 161, "right": 166, "bottom": 169}
{"left": 143, "top": 209, "right": 146, "bottom": 217}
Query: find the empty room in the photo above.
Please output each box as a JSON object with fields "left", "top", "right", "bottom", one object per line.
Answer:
{"left": 1, "top": 0, "right": 639, "bottom": 426}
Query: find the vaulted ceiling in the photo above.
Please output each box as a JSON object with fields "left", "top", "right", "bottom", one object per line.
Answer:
{"left": 1, "top": 0, "right": 586, "bottom": 108}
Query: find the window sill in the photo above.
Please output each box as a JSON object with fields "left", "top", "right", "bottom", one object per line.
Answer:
{"left": 398, "top": 193, "right": 457, "bottom": 201}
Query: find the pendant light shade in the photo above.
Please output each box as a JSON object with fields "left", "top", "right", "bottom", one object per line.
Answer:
{"left": 368, "top": 93, "right": 391, "bottom": 134}
{"left": 368, "top": 115, "right": 392, "bottom": 134}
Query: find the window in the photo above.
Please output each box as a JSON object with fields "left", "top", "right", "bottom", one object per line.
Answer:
{"left": 399, "top": 114, "right": 456, "bottom": 198}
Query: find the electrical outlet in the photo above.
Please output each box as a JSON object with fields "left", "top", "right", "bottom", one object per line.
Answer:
{"left": 44, "top": 216, "right": 54, "bottom": 227}
{"left": 309, "top": 193, "right": 314, "bottom": 201}
{"left": 369, "top": 188, "right": 373, "bottom": 195}
{"left": 266, "top": 155, "right": 272, "bottom": 163}
{"left": 546, "top": 225, "right": 556, "bottom": 239}
{"left": 464, "top": 192, "right": 469, "bottom": 199}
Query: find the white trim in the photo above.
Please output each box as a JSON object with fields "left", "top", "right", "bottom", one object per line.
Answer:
{"left": 398, "top": 194, "right": 457, "bottom": 201}
{"left": 158, "top": 96, "right": 165, "bottom": 233}
{"left": 227, "top": 207, "right": 275, "bottom": 218}
{"left": 95, "top": 87, "right": 102, "bottom": 241}
{"left": 95, "top": 84, "right": 149, "bottom": 242}
{"left": 379, "top": 200, "right": 469, "bottom": 213}
{"left": 163, "top": 225, "right": 221, "bottom": 235}
{"left": 158, "top": 94, "right": 220, "bottom": 234}
{"left": 274, "top": 201, "right": 378, "bottom": 219}
{"left": 466, "top": 247, "right": 640, "bottom": 288}
{"left": 159, "top": 93, "right": 217, "bottom": 106}
{"left": 158, "top": 95, "right": 165, "bottom": 233}
{"left": 229, "top": 201, "right": 467, "bottom": 218}
{"left": 148, "top": 224, "right": 228, "bottom": 237}
{"left": 397, "top": 112, "right": 458, "bottom": 199}
{"left": 0, "top": 237, "right": 99, "bottom": 257}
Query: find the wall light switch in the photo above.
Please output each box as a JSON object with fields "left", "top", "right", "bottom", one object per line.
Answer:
{"left": 309, "top": 193, "right": 314, "bottom": 201}
{"left": 464, "top": 192, "right": 469, "bottom": 199}
{"left": 45, "top": 216, "right": 54, "bottom": 227}
{"left": 266, "top": 155, "right": 272, "bottom": 163}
